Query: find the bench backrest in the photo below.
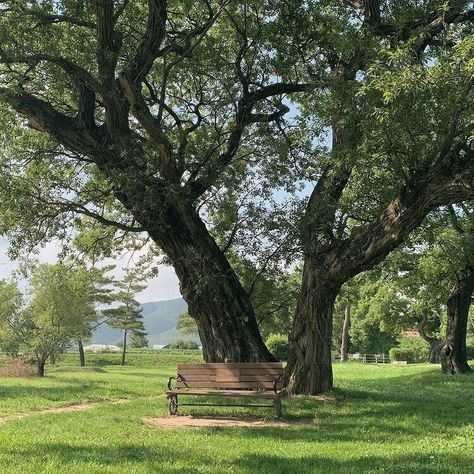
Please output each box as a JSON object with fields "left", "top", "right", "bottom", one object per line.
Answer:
{"left": 176, "top": 362, "right": 283, "bottom": 390}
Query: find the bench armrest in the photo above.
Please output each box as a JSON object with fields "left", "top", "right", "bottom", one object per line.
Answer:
{"left": 167, "top": 376, "right": 176, "bottom": 390}
{"left": 167, "top": 374, "right": 185, "bottom": 390}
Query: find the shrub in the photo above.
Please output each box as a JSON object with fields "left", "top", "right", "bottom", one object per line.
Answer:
{"left": 466, "top": 337, "right": 474, "bottom": 359}
{"left": 266, "top": 333, "right": 288, "bottom": 360}
{"left": 389, "top": 336, "right": 429, "bottom": 363}
{"left": 0, "top": 356, "right": 37, "bottom": 377}
{"left": 167, "top": 339, "right": 200, "bottom": 350}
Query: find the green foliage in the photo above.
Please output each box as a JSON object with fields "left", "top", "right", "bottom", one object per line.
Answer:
{"left": 389, "top": 337, "right": 429, "bottom": 364}
{"left": 343, "top": 274, "right": 400, "bottom": 354}
{"left": 177, "top": 312, "right": 198, "bottom": 336}
{"left": 265, "top": 333, "right": 288, "bottom": 360}
{"left": 166, "top": 339, "right": 200, "bottom": 350}
{"left": 0, "top": 263, "right": 114, "bottom": 374}
{"left": 130, "top": 333, "right": 149, "bottom": 349}
{"left": 0, "top": 279, "right": 24, "bottom": 357}
{"left": 103, "top": 266, "right": 148, "bottom": 353}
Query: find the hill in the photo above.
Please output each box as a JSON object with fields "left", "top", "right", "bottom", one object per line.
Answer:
{"left": 91, "top": 298, "right": 200, "bottom": 346}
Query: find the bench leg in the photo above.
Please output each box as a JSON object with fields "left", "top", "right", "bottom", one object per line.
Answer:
{"left": 274, "top": 398, "right": 282, "bottom": 418}
{"left": 168, "top": 395, "right": 178, "bottom": 415}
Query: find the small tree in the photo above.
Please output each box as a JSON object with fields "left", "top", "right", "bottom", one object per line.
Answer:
{"left": 130, "top": 333, "right": 149, "bottom": 349}
{"left": 0, "top": 279, "right": 26, "bottom": 358}
{"left": 0, "top": 264, "right": 99, "bottom": 377}
{"left": 104, "top": 267, "right": 147, "bottom": 366}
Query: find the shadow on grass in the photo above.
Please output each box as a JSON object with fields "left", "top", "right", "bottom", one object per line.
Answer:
{"left": 172, "top": 367, "right": 473, "bottom": 441}
{"left": 234, "top": 452, "right": 473, "bottom": 474}
{"left": 2, "top": 441, "right": 472, "bottom": 473}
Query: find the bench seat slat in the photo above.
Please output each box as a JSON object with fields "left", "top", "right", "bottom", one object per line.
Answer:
{"left": 167, "top": 389, "right": 279, "bottom": 399}
{"left": 177, "top": 363, "right": 282, "bottom": 370}
{"left": 176, "top": 375, "right": 217, "bottom": 381}
{"left": 176, "top": 381, "right": 276, "bottom": 389}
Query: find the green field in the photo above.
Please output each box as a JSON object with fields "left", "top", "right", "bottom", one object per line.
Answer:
{"left": 0, "top": 354, "right": 473, "bottom": 473}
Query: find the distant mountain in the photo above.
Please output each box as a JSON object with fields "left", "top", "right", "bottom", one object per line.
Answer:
{"left": 91, "top": 298, "right": 200, "bottom": 346}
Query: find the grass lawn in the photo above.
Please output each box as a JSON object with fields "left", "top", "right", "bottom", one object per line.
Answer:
{"left": 0, "top": 355, "right": 473, "bottom": 473}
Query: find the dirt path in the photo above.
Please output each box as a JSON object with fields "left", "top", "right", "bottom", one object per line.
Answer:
{"left": 0, "top": 398, "right": 133, "bottom": 425}
{"left": 143, "top": 415, "right": 317, "bottom": 429}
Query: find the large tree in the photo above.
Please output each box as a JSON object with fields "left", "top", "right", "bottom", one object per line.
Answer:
{"left": 0, "top": 1, "right": 309, "bottom": 362}
{"left": 271, "top": 0, "right": 474, "bottom": 393}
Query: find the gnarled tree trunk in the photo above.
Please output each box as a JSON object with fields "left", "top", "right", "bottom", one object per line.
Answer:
{"left": 418, "top": 315, "right": 444, "bottom": 364}
{"left": 143, "top": 196, "right": 275, "bottom": 363}
{"left": 428, "top": 340, "right": 445, "bottom": 364}
{"left": 441, "top": 268, "right": 474, "bottom": 374}
{"left": 340, "top": 303, "right": 351, "bottom": 362}
{"left": 284, "top": 260, "right": 340, "bottom": 394}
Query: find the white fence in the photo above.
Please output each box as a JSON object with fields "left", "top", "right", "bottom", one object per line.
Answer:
{"left": 337, "top": 353, "right": 390, "bottom": 364}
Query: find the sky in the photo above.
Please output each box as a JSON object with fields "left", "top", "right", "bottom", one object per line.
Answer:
{"left": 0, "top": 237, "right": 182, "bottom": 303}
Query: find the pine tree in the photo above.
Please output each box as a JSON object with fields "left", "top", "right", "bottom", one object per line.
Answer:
{"left": 104, "top": 268, "right": 147, "bottom": 366}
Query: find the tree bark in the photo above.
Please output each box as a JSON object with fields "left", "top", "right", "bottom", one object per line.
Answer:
{"left": 78, "top": 339, "right": 85, "bottom": 367}
{"left": 285, "top": 141, "right": 474, "bottom": 394}
{"left": 441, "top": 268, "right": 474, "bottom": 374}
{"left": 340, "top": 303, "right": 351, "bottom": 362}
{"left": 37, "top": 358, "right": 46, "bottom": 377}
{"left": 284, "top": 260, "right": 340, "bottom": 394}
{"left": 418, "top": 316, "right": 444, "bottom": 363}
{"left": 121, "top": 330, "right": 127, "bottom": 366}
{"left": 144, "top": 196, "right": 275, "bottom": 363}
{"left": 428, "top": 340, "right": 445, "bottom": 364}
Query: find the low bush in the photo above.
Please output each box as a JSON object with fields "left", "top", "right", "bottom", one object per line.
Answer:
{"left": 266, "top": 333, "right": 288, "bottom": 360}
{"left": 164, "top": 339, "right": 200, "bottom": 350}
{"left": 0, "top": 356, "right": 37, "bottom": 377}
{"left": 389, "top": 336, "right": 429, "bottom": 363}
{"left": 466, "top": 337, "right": 474, "bottom": 359}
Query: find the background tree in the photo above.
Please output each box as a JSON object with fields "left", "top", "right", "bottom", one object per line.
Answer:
{"left": 130, "top": 333, "right": 149, "bottom": 349}
{"left": 71, "top": 264, "right": 115, "bottom": 367}
{"left": 0, "top": 279, "right": 25, "bottom": 358}
{"left": 0, "top": 264, "right": 102, "bottom": 376}
{"left": 0, "top": 0, "right": 309, "bottom": 363}
{"left": 103, "top": 266, "right": 147, "bottom": 366}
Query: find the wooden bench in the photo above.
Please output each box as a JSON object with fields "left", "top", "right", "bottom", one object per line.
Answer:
{"left": 166, "top": 362, "right": 284, "bottom": 417}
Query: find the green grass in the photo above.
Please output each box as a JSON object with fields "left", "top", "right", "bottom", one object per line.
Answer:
{"left": 0, "top": 356, "right": 473, "bottom": 473}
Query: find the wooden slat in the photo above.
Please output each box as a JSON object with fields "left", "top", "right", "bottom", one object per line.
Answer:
{"left": 177, "top": 367, "right": 216, "bottom": 374}
{"left": 216, "top": 367, "right": 240, "bottom": 382}
{"left": 177, "top": 375, "right": 216, "bottom": 382}
{"left": 177, "top": 363, "right": 282, "bottom": 369}
{"left": 173, "top": 363, "right": 283, "bottom": 391}
{"left": 239, "top": 374, "right": 278, "bottom": 382}
{"left": 176, "top": 381, "right": 275, "bottom": 389}
{"left": 239, "top": 368, "right": 283, "bottom": 376}
{"left": 167, "top": 390, "right": 279, "bottom": 399}
{"left": 177, "top": 381, "right": 216, "bottom": 388}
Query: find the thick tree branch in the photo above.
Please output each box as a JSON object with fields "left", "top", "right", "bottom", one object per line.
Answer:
{"left": 95, "top": 0, "right": 117, "bottom": 85}
{"left": 119, "top": 72, "right": 174, "bottom": 178}
{"left": 330, "top": 147, "right": 474, "bottom": 281}
{"left": 187, "top": 82, "right": 312, "bottom": 197}
{"left": 128, "top": 0, "right": 167, "bottom": 84}
{"left": 0, "top": 49, "right": 104, "bottom": 95}
{"left": 21, "top": 9, "right": 96, "bottom": 29}
{"left": 0, "top": 87, "right": 92, "bottom": 152}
